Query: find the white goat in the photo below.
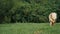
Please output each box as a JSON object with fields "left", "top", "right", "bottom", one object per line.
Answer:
{"left": 49, "top": 12, "right": 57, "bottom": 26}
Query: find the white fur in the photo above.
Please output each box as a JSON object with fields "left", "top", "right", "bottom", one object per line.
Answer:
{"left": 49, "top": 12, "right": 57, "bottom": 26}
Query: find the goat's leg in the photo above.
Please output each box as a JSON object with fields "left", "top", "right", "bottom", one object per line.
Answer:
{"left": 50, "top": 21, "right": 52, "bottom": 26}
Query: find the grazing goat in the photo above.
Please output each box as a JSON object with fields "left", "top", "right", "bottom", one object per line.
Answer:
{"left": 49, "top": 12, "right": 57, "bottom": 26}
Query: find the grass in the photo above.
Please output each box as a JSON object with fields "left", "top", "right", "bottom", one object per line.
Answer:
{"left": 0, "top": 23, "right": 60, "bottom": 34}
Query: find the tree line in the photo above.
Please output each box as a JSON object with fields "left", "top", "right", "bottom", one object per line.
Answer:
{"left": 0, "top": 0, "right": 60, "bottom": 23}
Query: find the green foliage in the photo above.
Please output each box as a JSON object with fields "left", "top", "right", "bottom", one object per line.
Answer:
{"left": 0, "top": 0, "right": 60, "bottom": 23}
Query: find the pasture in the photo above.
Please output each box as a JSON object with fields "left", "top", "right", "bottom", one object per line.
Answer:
{"left": 0, "top": 23, "right": 60, "bottom": 34}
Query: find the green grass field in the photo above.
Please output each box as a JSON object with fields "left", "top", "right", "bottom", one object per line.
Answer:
{"left": 0, "top": 23, "right": 60, "bottom": 34}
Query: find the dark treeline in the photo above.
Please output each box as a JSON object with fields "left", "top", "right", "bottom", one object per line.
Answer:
{"left": 0, "top": 0, "right": 60, "bottom": 23}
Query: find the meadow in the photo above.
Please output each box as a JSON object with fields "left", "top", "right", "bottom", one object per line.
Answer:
{"left": 0, "top": 23, "right": 60, "bottom": 34}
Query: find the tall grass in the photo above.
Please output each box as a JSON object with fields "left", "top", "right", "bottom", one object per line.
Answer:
{"left": 0, "top": 23, "right": 60, "bottom": 34}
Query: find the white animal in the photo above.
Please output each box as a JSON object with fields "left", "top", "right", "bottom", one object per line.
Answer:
{"left": 49, "top": 12, "right": 57, "bottom": 26}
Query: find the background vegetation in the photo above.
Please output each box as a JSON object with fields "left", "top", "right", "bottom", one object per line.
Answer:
{"left": 0, "top": 0, "right": 60, "bottom": 23}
